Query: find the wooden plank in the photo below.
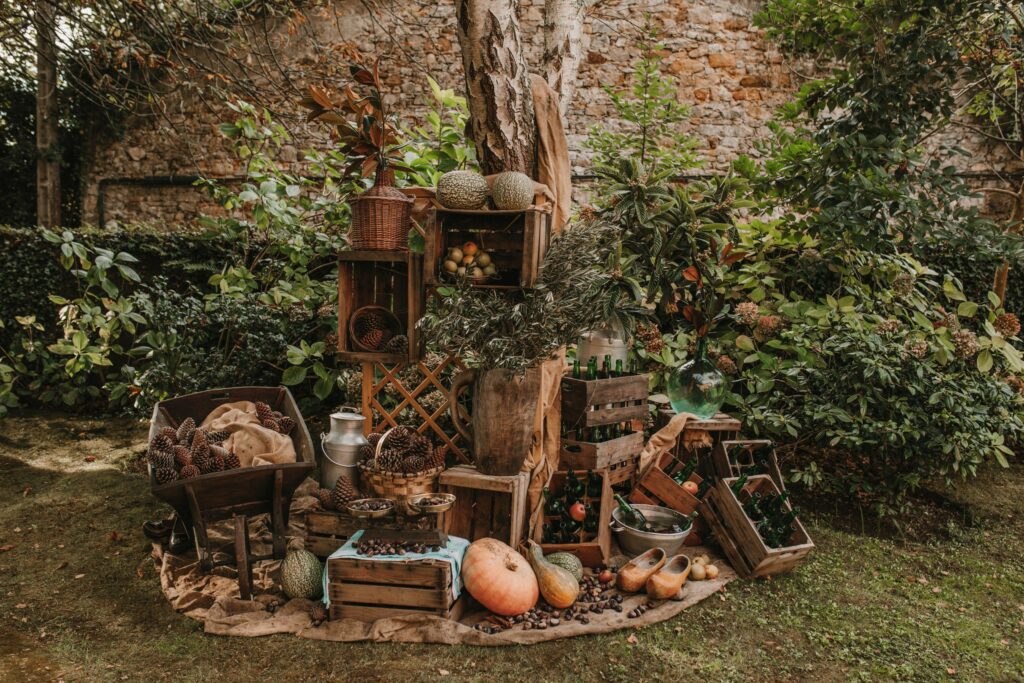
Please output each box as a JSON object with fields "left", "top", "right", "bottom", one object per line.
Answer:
{"left": 439, "top": 465, "right": 520, "bottom": 493}
{"left": 337, "top": 258, "right": 353, "bottom": 355}
{"left": 559, "top": 431, "right": 643, "bottom": 471}
{"left": 714, "top": 439, "right": 785, "bottom": 492}
{"left": 331, "top": 584, "right": 449, "bottom": 609}
{"left": 337, "top": 249, "right": 412, "bottom": 263}
{"left": 328, "top": 557, "right": 450, "bottom": 586}
{"left": 561, "top": 374, "right": 649, "bottom": 429}
{"left": 306, "top": 535, "right": 349, "bottom": 559}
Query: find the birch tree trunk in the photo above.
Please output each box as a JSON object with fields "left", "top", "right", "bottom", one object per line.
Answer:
{"left": 35, "top": 0, "right": 61, "bottom": 227}
{"left": 543, "top": 0, "right": 590, "bottom": 118}
{"left": 455, "top": 0, "right": 536, "bottom": 174}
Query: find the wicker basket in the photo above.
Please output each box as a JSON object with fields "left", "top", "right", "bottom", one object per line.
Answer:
{"left": 359, "top": 428, "right": 444, "bottom": 514}
{"left": 348, "top": 305, "right": 403, "bottom": 352}
{"left": 350, "top": 171, "right": 412, "bottom": 251}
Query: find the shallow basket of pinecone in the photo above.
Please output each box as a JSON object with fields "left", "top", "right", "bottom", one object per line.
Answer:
{"left": 357, "top": 426, "right": 446, "bottom": 513}
{"left": 348, "top": 305, "right": 406, "bottom": 354}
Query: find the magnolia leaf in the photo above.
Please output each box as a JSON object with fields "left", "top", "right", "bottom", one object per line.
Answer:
{"left": 736, "top": 335, "right": 755, "bottom": 352}
{"left": 942, "top": 279, "right": 966, "bottom": 302}
{"left": 957, "top": 301, "right": 978, "bottom": 317}
{"left": 281, "top": 366, "right": 308, "bottom": 386}
{"left": 977, "top": 349, "right": 993, "bottom": 373}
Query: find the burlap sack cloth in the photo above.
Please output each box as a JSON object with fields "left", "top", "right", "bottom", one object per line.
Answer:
{"left": 200, "top": 401, "right": 297, "bottom": 466}
{"left": 151, "top": 398, "right": 734, "bottom": 644}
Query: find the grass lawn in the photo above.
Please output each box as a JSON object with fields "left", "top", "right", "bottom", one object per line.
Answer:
{"left": 0, "top": 412, "right": 1022, "bottom": 682}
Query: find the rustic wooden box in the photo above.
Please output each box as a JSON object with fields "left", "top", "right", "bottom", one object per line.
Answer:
{"left": 712, "top": 439, "right": 785, "bottom": 491}
{"left": 337, "top": 250, "right": 425, "bottom": 364}
{"left": 629, "top": 450, "right": 704, "bottom": 516}
{"left": 425, "top": 207, "right": 552, "bottom": 289}
{"left": 539, "top": 469, "right": 612, "bottom": 568}
{"left": 560, "top": 373, "right": 649, "bottom": 431}
{"left": 438, "top": 465, "right": 529, "bottom": 547}
{"left": 326, "top": 555, "right": 465, "bottom": 622}
{"left": 654, "top": 409, "right": 742, "bottom": 479}
{"left": 700, "top": 474, "right": 813, "bottom": 579}
{"left": 560, "top": 430, "right": 643, "bottom": 471}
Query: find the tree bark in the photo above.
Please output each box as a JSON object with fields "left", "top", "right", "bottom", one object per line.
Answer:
{"left": 543, "top": 0, "right": 591, "bottom": 118}
{"left": 35, "top": 0, "right": 61, "bottom": 228}
{"left": 455, "top": 0, "right": 536, "bottom": 174}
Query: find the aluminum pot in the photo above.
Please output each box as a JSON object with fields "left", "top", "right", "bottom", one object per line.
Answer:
{"left": 320, "top": 407, "right": 368, "bottom": 490}
{"left": 610, "top": 504, "right": 693, "bottom": 557}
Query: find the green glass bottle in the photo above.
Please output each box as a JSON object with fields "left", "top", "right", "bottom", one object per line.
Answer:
{"left": 572, "top": 358, "right": 581, "bottom": 379}
{"left": 615, "top": 359, "right": 624, "bottom": 377}
{"left": 603, "top": 354, "right": 613, "bottom": 379}
{"left": 586, "top": 356, "right": 598, "bottom": 380}
{"left": 614, "top": 494, "right": 649, "bottom": 530}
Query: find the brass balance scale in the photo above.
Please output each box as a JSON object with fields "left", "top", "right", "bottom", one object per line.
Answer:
{"left": 345, "top": 493, "right": 456, "bottom": 548}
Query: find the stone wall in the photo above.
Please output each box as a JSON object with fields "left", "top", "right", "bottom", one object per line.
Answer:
{"left": 81, "top": 0, "right": 1018, "bottom": 227}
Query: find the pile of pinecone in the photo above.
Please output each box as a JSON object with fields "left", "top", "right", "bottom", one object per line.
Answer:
{"left": 254, "top": 401, "right": 297, "bottom": 435}
{"left": 361, "top": 426, "right": 446, "bottom": 475}
{"left": 147, "top": 417, "right": 240, "bottom": 484}
{"left": 354, "top": 309, "right": 408, "bottom": 354}
{"left": 314, "top": 476, "right": 363, "bottom": 512}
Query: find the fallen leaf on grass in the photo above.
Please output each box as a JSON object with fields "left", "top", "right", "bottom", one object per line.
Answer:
{"left": 57, "top": 561, "right": 68, "bottom": 570}
{"left": 15, "top": 603, "right": 26, "bottom": 609}
{"left": 21, "top": 487, "right": 30, "bottom": 497}
{"left": 947, "top": 667, "right": 956, "bottom": 675}
{"left": 84, "top": 456, "right": 96, "bottom": 462}
{"left": 0, "top": 545, "right": 13, "bottom": 552}
{"left": 626, "top": 634, "right": 639, "bottom": 644}
{"left": 109, "top": 531, "right": 121, "bottom": 543}
{"left": 437, "top": 670, "right": 450, "bottom": 676}
{"left": 933, "top": 587, "right": 941, "bottom": 594}
{"left": 74, "top": 574, "right": 85, "bottom": 579}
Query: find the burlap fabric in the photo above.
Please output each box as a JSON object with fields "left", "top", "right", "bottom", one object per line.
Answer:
{"left": 199, "top": 401, "right": 297, "bottom": 467}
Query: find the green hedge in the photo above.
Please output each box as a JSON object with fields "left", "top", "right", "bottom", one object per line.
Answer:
{"left": 0, "top": 225, "right": 241, "bottom": 340}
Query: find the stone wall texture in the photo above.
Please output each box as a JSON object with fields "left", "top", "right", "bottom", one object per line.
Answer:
{"left": 81, "top": 0, "right": 1020, "bottom": 227}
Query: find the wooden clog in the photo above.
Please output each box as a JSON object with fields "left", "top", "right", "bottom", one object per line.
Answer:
{"left": 646, "top": 554, "right": 691, "bottom": 600}
{"left": 616, "top": 547, "right": 667, "bottom": 593}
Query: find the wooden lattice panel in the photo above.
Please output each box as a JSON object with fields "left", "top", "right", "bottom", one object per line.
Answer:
{"left": 360, "top": 356, "right": 471, "bottom": 464}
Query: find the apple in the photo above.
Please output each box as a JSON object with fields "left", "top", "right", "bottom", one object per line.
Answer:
{"left": 569, "top": 501, "right": 586, "bottom": 522}
{"left": 682, "top": 480, "right": 699, "bottom": 495}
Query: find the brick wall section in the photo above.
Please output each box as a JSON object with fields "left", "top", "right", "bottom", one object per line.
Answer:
{"left": 81, "top": 0, "right": 1019, "bottom": 227}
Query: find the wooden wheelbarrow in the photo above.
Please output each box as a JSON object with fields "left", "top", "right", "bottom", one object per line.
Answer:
{"left": 148, "top": 386, "right": 315, "bottom": 599}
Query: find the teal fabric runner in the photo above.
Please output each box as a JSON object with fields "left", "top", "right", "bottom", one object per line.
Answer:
{"left": 321, "top": 530, "right": 469, "bottom": 607}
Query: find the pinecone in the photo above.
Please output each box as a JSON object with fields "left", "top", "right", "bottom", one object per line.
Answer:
{"left": 355, "top": 310, "right": 387, "bottom": 337}
{"left": 204, "top": 429, "right": 231, "bottom": 444}
{"left": 385, "top": 425, "right": 413, "bottom": 453}
{"left": 366, "top": 432, "right": 384, "bottom": 448}
{"left": 176, "top": 417, "right": 196, "bottom": 445}
{"left": 360, "top": 328, "right": 386, "bottom": 350}
{"left": 148, "top": 449, "right": 174, "bottom": 471}
{"left": 159, "top": 427, "right": 179, "bottom": 444}
{"left": 377, "top": 448, "right": 403, "bottom": 472}
{"left": 331, "top": 477, "right": 361, "bottom": 509}
{"left": 406, "top": 433, "right": 432, "bottom": 461}
{"left": 190, "top": 429, "right": 210, "bottom": 459}
{"left": 310, "top": 602, "right": 329, "bottom": 626}
{"left": 223, "top": 452, "right": 241, "bottom": 470}
{"left": 952, "top": 329, "right": 979, "bottom": 359}
{"left": 149, "top": 432, "right": 174, "bottom": 454}
{"left": 278, "top": 416, "right": 296, "bottom": 435}
{"left": 315, "top": 487, "right": 336, "bottom": 511}
{"left": 154, "top": 468, "right": 178, "bottom": 485}
{"left": 194, "top": 451, "right": 216, "bottom": 474}
{"left": 211, "top": 444, "right": 230, "bottom": 459}
{"left": 179, "top": 464, "right": 201, "bottom": 479}
{"left": 213, "top": 453, "right": 227, "bottom": 472}
{"left": 402, "top": 455, "right": 426, "bottom": 473}
{"left": 357, "top": 443, "right": 374, "bottom": 462}
{"left": 261, "top": 419, "right": 282, "bottom": 433}
{"left": 255, "top": 401, "right": 275, "bottom": 424}
{"left": 994, "top": 313, "right": 1021, "bottom": 338}
{"left": 426, "top": 445, "right": 447, "bottom": 470}
{"left": 173, "top": 446, "right": 192, "bottom": 469}
{"left": 735, "top": 301, "right": 760, "bottom": 327}
{"left": 381, "top": 334, "right": 408, "bottom": 355}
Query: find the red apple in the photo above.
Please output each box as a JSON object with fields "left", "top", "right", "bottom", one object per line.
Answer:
{"left": 682, "top": 480, "right": 699, "bottom": 495}
{"left": 598, "top": 569, "right": 614, "bottom": 584}
{"left": 569, "top": 501, "right": 586, "bottom": 522}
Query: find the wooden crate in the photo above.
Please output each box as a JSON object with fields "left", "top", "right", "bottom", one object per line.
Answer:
{"left": 654, "top": 409, "right": 742, "bottom": 480}
{"left": 712, "top": 439, "right": 785, "bottom": 491}
{"left": 539, "top": 469, "right": 612, "bottom": 567}
{"left": 337, "top": 250, "right": 425, "bottom": 364}
{"left": 304, "top": 510, "right": 410, "bottom": 559}
{"left": 629, "top": 450, "right": 704, "bottom": 516}
{"left": 559, "top": 430, "right": 643, "bottom": 472}
{"left": 425, "top": 207, "right": 552, "bottom": 289}
{"left": 326, "top": 555, "right": 465, "bottom": 622}
{"left": 360, "top": 355, "right": 471, "bottom": 464}
{"left": 560, "top": 373, "right": 649, "bottom": 431}
{"left": 700, "top": 475, "right": 813, "bottom": 579}
{"left": 439, "top": 465, "right": 529, "bottom": 547}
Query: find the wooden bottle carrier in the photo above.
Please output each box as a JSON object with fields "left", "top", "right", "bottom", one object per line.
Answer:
{"left": 559, "top": 372, "right": 648, "bottom": 481}
{"left": 629, "top": 450, "right": 704, "bottom": 516}
{"left": 337, "top": 250, "right": 425, "bottom": 363}
{"left": 439, "top": 465, "right": 529, "bottom": 547}
{"left": 326, "top": 554, "right": 465, "bottom": 622}
{"left": 425, "top": 206, "right": 552, "bottom": 289}
{"left": 148, "top": 386, "right": 315, "bottom": 599}
{"left": 711, "top": 439, "right": 785, "bottom": 491}
{"left": 700, "top": 474, "right": 814, "bottom": 579}
{"left": 654, "top": 409, "right": 742, "bottom": 479}
{"left": 538, "top": 469, "right": 613, "bottom": 567}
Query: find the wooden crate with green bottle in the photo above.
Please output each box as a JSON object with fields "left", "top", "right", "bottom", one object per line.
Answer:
{"left": 711, "top": 439, "right": 785, "bottom": 492}
{"left": 538, "top": 468, "right": 613, "bottom": 567}
{"left": 701, "top": 474, "right": 814, "bottom": 578}
{"left": 559, "top": 357, "right": 648, "bottom": 476}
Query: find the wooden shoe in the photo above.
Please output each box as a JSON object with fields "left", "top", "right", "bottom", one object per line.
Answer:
{"left": 616, "top": 548, "right": 667, "bottom": 593}
{"left": 646, "top": 554, "right": 691, "bottom": 600}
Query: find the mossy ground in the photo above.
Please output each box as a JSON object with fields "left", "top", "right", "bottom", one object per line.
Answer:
{"left": 0, "top": 413, "right": 1022, "bottom": 682}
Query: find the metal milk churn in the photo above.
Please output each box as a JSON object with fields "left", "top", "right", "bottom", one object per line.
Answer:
{"left": 320, "top": 407, "right": 368, "bottom": 490}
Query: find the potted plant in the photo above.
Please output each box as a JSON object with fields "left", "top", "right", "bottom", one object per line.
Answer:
{"left": 300, "top": 49, "right": 412, "bottom": 250}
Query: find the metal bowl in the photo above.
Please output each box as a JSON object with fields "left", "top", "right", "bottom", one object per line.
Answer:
{"left": 407, "top": 492, "right": 456, "bottom": 514}
{"left": 610, "top": 504, "right": 693, "bottom": 557}
{"left": 346, "top": 497, "right": 395, "bottom": 520}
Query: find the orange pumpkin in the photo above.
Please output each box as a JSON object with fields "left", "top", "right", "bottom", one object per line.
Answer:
{"left": 461, "top": 538, "right": 538, "bottom": 616}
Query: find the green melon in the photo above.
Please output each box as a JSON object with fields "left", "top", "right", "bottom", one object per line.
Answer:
{"left": 280, "top": 549, "right": 324, "bottom": 600}
{"left": 437, "top": 170, "right": 489, "bottom": 209}
{"left": 545, "top": 551, "right": 583, "bottom": 581}
{"left": 491, "top": 171, "right": 534, "bottom": 210}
